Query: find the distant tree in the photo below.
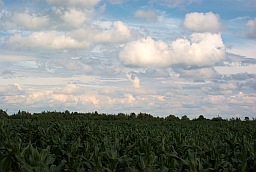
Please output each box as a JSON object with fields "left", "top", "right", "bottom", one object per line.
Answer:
{"left": 128, "top": 112, "right": 136, "bottom": 119}
{"left": 165, "top": 114, "right": 180, "bottom": 121}
{"left": 211, "top": 116, "right": 225, "bottom": 121}
{"left": 194, "top": 115, "right": 207, "bottom": 121}
{"left": 64, "top": 110, "right": 70, "bottom": 116}
{"left": 181, "top": 115, "right": 190, "bottom": 121}
{"left": 0, "top": 109, "right": 8, "bottom": 119}
{"left": 72, "top": 112, "right": 78, "bottom": 116}
{"left": 137, "top": 112, "right": 153, "bottom": 120}
{"left": 244, "top": 117, "right": 249, "bottom": 121}
{"left": 11, "top": 110, "right": 31, "bottom": 119}
{"left": 229, "top": 117, "right": 235, "bottom": 121}
{"left": 236, "top": 117, "right": 241, "bottom": 121}
{"left": 117, "top": 113, "right": 127, "bottom": 120}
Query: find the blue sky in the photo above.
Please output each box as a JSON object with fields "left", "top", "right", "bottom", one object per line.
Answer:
{"left": 0, "top": 0, "right": 255, "bottom": 119}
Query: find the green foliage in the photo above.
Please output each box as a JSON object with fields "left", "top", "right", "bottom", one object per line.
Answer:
{"left": 0, "top": 109, "right": 8, "bottom": 119}
{"left": 165, "top": 114, "right": 180, "bottom": 121}
{"left": 0, "top": 119, "right": 256, "bottom": 171}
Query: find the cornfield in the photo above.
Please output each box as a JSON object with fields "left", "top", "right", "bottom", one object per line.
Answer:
{"left": 0, "top": 119, "right": 256, "bottom": 171}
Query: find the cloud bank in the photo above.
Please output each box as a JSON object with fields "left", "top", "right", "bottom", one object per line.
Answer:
{"left": 5, "top": 21, "right": 131, "bottom": 50}
{"left": 119, "top": 33, "right": 226, "bottom": 68}
{"left": 6, "top": 31, "right": 89, "bottom": 50}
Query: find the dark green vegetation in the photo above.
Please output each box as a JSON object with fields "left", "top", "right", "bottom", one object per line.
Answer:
{"left": 1, "top": 116, "right": 256, "bottom": 172}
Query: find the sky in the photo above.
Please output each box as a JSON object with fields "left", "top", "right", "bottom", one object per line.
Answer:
{"left": 0, "top": 0, "right": 255, "bottom": 119}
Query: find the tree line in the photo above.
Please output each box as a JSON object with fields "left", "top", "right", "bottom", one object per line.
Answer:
{"left": 0, "top": 109, "right": 253, "bottom": 121}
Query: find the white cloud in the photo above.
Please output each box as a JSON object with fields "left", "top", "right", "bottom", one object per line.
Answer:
{"left": 125, "top": 94, "right": 136, "bottom": 104}
{"left": 176, "top": 67, "right": 220, "bottom": 80}
{"left": 171, "top": 33, "right": 226, "bottom": 66}
{"left": 183, "top": 12, "right": 222, "bottom": 33}
{"left": 126, "top": 73, "right": 140, "bottom": 88}
{"left": 79, "top": 95, "right": 100, "bottom": 107}
{"left": 0, "top": 84, "right": 22, "bottom": 94}
{"left": 119, "top": 33, "right": 226, "bottom": 68}
{"left": 46, "top": 0, "right": 99, "bottom": 7}
{"left": 1, "top": 83, "right": 141, "bottom": 111}
{"left": 246, "top": 18, "right": 256, "bottom": 38}
{"left": 228, "top": 92, "right": 256, "bottom": 105}
{"left": 12, "top": 12, "right": 49, "bottom": 30}
{"left": 209, "top": 95, "right": 226, "bottom": 104}
{"left": 93, "top": 21, "right": 131, "bottom": 42}
{"left": 135, "top": 9, "right": 158, "bottom": 22}
{"left": 119, "top": 37, "right": 171, "bottom": 67}
{"left": 53, "top": 84, "right": 82, "bottom": 95}
{"left": 4, "top": 21, "right": 131, "bottom": 50}
{"left": 61, "top": 9, "right": 87, "bottom": 28}
{"left": 5, "top": 31, "right": 90, "bottom": 50}
{"left": 68, "top": 21, "right": 131, "bottom": 43}
{"left": 0, "top": 51, "right": 35, "bottom": 62}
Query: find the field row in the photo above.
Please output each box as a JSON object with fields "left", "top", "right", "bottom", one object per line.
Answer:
{"left": 1, "top": 120, "right": 256, "bottom": 171}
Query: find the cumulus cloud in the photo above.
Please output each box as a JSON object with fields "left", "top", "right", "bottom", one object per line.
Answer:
{"left": 119, "top": 37, "right": 171, "bottom": 67}
{"left": 5, "top": 31, "right": 90, "bottom": 50}
{"left": 125, "top": 94, "right": 136, "bottom": 104}
{"left": 92, "top": 21, "right": 131, "bottom": 43}
{"left": 46, "top": 0, "right": 99, "bottom": 7}
{"left": 119, "top": 33, "right": 226, "bottom": 68}
{"left": 126, "top": 73, "right": 140, "bottom": 88}
{"left": 135, "top": 9, "right": 158, "bottom": 22}
{"left": 12, "top": 12, "right": 49, "bottom": 30}
{"left": 67, "top": 21, "right": 131, "bottom": 43}
{"left": 61, "top": 8, "right": 87, "bottom": 28}
{"left": 171, "top": 33, "right": 226, "bottom": 66}
{"left": 5, "top": 20, "right": 132, "bottom": 50}
{"left": 246, "top": 18, "right": 256, "bottom": 38}
{"left": 183, "top": 12, "right": 222, "bottom": 33}
{"left": 1, "top": 83, "right": 142, "bottom": 112}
